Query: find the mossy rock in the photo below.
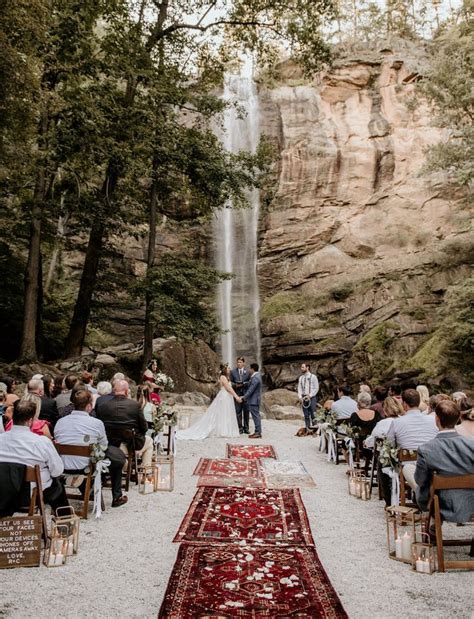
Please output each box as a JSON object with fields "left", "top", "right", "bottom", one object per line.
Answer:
{"left": 330, "top": 283, "right": 354, "bottom": 302}
{"left": 260, "top": 291, "right": 306, "bottom": 321}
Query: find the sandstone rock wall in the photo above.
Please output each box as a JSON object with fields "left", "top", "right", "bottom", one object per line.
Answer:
{"left": 258, "top": 45, "right": 473, "bottom": 392}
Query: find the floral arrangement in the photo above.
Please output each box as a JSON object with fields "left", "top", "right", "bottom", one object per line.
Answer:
{"left": 155, "top": 372, "right": 174, "bottom": 390}
{"left": 324, "top": 410, "right": 338, "bottom": 433}
{"left": 314, "top": 406, "right": 327, "bottom": 424}
{"left": 338, "top": 423, "right": 360, "bottom": 440}
{"left": 153, "top": 402, "right": 178, "bottom": 433}
{"left": 378, "top": 437, "right": 400, "bottom": 471}
{"left": 85, "top": 441, "right": 109, "bottom": 477}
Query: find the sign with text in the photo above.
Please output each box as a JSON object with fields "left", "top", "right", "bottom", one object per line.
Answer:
{"left": 0, "top": 516, "right": 42, "bottom": 568}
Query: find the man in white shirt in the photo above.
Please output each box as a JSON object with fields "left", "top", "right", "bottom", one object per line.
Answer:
{"left": 386, "top": 389, "right": 438, "bottom": 490}
{"left": 54, "top": 389, "right": 127, "bottom": 508}
{"left": 297, "top": 363, "right": 319, "bottom": 430}
{"left": 0, "top": 399, "right": 68, "bottom": 511}
{"left": 331, "top": 385, "right": 358, "bottom": 420}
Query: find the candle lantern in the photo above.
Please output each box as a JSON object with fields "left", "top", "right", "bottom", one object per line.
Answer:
{"left": 155, "top": 454, "right": 174, "bottom": 491}
{"left": 179, "top": 411, "right": 191, "bottom": 430}
{"left": 411, "top": 533, "right": 436, "bottom": 574}
{"left": 359, "top": 477, "right": 371, "bottom": 501}
{"left": 385, "top": 505, "right": 422, "bottom": 563}
{"left": 53, "top": 506, "right": 80, "bottom": 556}
{"left": 44, "top": 523, "right": 69, "bottom": 567}
{"left": 348, "top": 470, "right": 364, "bottom": 497}
{"left": 138, "top": 465, "right": 158, "bottom": 494}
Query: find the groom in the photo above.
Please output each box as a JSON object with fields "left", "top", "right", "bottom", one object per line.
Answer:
{"left": 230, "top": 357, "right": 250, "bottom": 434}
{"left": 241, "top": 363, "right": 262, "bottom": 439}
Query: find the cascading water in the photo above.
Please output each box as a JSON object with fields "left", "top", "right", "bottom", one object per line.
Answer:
{"left": 213, "top": 71, "right": 261, "bottom": 367}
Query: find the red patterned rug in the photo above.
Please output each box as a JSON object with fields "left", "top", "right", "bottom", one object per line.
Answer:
{"left": 158, "top": 543, "right": 347, "bottom": 618}
{"left": 193, "top": 458, "right": 261, "bottom": 477}
{"left": 174, "top": 487, "right": 314, "bottom": 545}
{"left": 226, "top": 444, "right": 278, "bottom": 460}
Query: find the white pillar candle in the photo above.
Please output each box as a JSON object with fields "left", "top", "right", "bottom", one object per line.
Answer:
{"left": 48, "top": 552, "right": 64, "bottom": 567}
{"left": 66, "top": 539, "right": 74, "bottom": 556}
{"left": 144, "top": 481, "right": 154, "bottom": 494}
{"left": 401, "top": 532, "right": 412, "bottom": 561}
{"left": 416, "top": 558, "right": 430, "bottom": 574}
{"left": 395, "top": 537, "right": 403, "bottom": 559}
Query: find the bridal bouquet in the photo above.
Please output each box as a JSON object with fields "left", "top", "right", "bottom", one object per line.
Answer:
{"left": 155, "top": 372, "right": 174, "bottom": 390}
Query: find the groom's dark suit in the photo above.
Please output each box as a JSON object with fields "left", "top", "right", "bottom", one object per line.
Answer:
{"left": 230, "top": 367, "right": 250, "bottom": 433}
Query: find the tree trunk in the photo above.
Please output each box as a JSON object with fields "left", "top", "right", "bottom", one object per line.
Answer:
{"left": 142, "top": 179, "right": 158, "bottom": 371}
{"left": 45, "top": 204, "right": 69, "bottom": 295}
{"left": 64, "top": 218, "right": 105, "bottom": 358}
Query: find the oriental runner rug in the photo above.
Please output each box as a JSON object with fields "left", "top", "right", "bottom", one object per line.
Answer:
{"left": 261, "top": 458, "right": 317, "bottom": 489}
{"left": 226, "top": 444, "right": 278, "bottom": 460}
{"left": 173, "top": 487, "right": 314, "bottom": 545}
{"left": 193, "top": 458, "right": 266, "bottom": 488}
{"left": 158, "top": 543, "right": 348, "bottom": 618}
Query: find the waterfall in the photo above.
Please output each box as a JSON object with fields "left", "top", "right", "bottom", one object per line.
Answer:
{"left": 213, "top": 71, "right": 261, "bottom": 367}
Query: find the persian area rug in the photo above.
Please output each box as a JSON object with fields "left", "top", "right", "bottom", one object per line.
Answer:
{"left": 158, "top": 543, "right": 348, "bottom": 618}
{"left": 261, "top": 459, "right": 317, "bottom": 489}
{"left": 173, "top": 487, "right": 314, "bottom": 545}
{"left": 194, "top": 458, "right": 265, "bottom": 488}
{"left": 226, "top": 444, "right": 278, "bottom": 460}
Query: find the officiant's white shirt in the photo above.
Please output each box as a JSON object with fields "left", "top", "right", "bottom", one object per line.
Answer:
{"left": 297, "top": 372, "right": 319, "bottom": 399}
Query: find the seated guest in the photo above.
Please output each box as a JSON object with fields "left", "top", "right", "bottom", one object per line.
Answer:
{"left": 416, "top": 385, "right": 430, "bottom": 413}
{"left": 54, "top": 389, "right": 127, "bottom": 508}
{"left": 39, "top": 375, "right": 59, "bottom": 428}
{"left": 365, "top": 396, "right": 403, "bottom": 449}
{"left": 26, "top": 377, "right": 58, "bottom": 429}
{"left": 415, "top": 400, "right": 474, "bottom": 522}
{"left": 452, "top": 391, "right": 467, "bottom": 406}
{"left": 51, "top": 374, "right": 65, "bottom": 399}
{"left": 59, "top": 382, "right": 86, "bottom": 418}
{"left": 94, "top": 380, "right": 114, "bottom": 412}
{"left": 0, "top": 376, "right": 19, "bottom": 419}
{"left": 371, "top": 386, "right": 388, "bottom": 417}
{"left": 359, "top": 384, "right": 372, "bottom": 397}
{"left": 5, "top": 393, "right": 51, "bottom": 438}
{"left": 331, "top": 385, "right": 358, "bottom": 420}
{"left": 0, "top": 400, "right": 68, "bottom": 511}
{"left": 137, "top": 385, "right": 156, "bottom": 431}
{"left": 54, "top": 374, "right": 79, "bottom": 416}
{"left": 82, "top": 371, "right": 97, "bottom": 395}
{"left": 386, "top": 389, "right": 438, "bottom": 490}
{"left": 349, "top": 392, "right": 380, "bottom": 437}
{"left": 96, "top": 379, "right": 153, "bottom": 467}
{"left": 0, "top": 384, "right": 7, "bottom": 432}
{"left": 428, "top": 393, "right": 450, "bottom": 416}
{"left": 388, "top": 383, "right": 402, "bottom": 402}
{"left": 323, "top": 399, "right": 334, "bottom": 412}
{"left": 456, "top": 398, "right": 474, "bottom": 438}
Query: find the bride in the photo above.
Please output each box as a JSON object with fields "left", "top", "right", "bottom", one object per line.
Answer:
{"left": 175, "top": 364, "right": 241, "bottom": 440}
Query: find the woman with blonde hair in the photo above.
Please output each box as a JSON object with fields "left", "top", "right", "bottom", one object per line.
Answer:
{"left": 364, "top": 396, "right": 403, "bottom": 448}
{"left": 5, "top": 394, "right": 52, "bottom": 438}
{"left": 416, "top": 385, "right": 430, "bottom": 412}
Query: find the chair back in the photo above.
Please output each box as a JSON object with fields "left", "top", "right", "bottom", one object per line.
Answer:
{"left": 431, "top": 473, "right": 474, "bottom": 492}
{"left": 55, "top": 444, "right": 92, "bottom": 457}
{"left": 398, "top": 448, "right": 417, "bottom": 462}
{"left": 24, "top": 466, "right": 38, "bottom": 483}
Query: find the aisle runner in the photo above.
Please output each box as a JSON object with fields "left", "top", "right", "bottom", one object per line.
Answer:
{"left": 174, "top": 487, "right": 314, "bottom": 545}
{"left": 159, "top": 443, "right": 347, "bottom": 618}
{"left": 226, "top": 444, "right": 277, "bottom": 460}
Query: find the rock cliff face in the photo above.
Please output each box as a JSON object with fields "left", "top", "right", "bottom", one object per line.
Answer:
{"left": 257, "top": 46, "right": 473, "bottom": 391}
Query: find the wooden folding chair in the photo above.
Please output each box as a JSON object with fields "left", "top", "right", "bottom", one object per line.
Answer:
{"left": 426, "top": 473, "right": 474, "bottom": 572}
{"left": 55, "top": 444, "right": 96, "bottom": 519}
{"left": 25, "top": 465, "right": 48, "bottom": 542}
{"left": 368, "top": 438, "right": 383, "bottom": 499}
{"left": 398, "top": 448, "right": 418, "bottom": 506}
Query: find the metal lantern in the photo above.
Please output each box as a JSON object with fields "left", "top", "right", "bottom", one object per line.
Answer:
{"left": 348, "top": 471, "right": 364, "bottom": 497}
{"left": 385, "top": 505, "right": 422, "bottom": 563}
{"left": 179, "top": 411, "right": 191, "bottom": 430}
{"left": 138, "top": 465, "right": 158, "bottom": 494}
{"left": 44, "top": 523, "right": 69, "bottom": 567}
{"left": 359, "top": 477, "right": 371, "bottom": 501}
{"left": 155, "top": 454, "right": 174, "bottom": 491}
{"left": 411, "top": 532, "right": 436, "bottom": 574}
{"left": 53, "top": 506, "right": 80, "bottom": 556}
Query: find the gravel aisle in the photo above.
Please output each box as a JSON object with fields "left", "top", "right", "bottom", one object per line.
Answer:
{"left": 1, "top": 417, "right": 472, "bottom": 618}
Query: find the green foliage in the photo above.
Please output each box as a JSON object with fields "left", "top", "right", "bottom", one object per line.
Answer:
{"left": 353, "top": 321, "right": 399, "bottom": 381}
{"left": 260, "top": 291, "right": 306, "bottom": 321}
{"left": 331, "top": 282, "right": 354, "bottom": 301}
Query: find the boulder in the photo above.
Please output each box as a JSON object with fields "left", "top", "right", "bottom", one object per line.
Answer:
{"left": 262, "top": 389, "right": 298, "bottom": 417}
{"left": 269, "top": 405, "right": 302, "bottom": 421}
{"left": 164, "top": 391, "right": 211, "bottom": 407}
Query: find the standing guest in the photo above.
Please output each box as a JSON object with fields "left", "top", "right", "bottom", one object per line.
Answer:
{"left": 389, "top": 384, "right": 403, "bottom": 401}
{"left": 96, "top": 380, "right": 154, "bottom": 467}
{"left": 54, "top": 389, "right": 127, "bottom": 508}
{"left": 365, "top": 396, "right": 403, "bottom": 448}
{"left": 428, "top": 393, "right": 450, "bottom": 416}
{"left": 331, "top": 385, "right": 358, "bottom": 420}
{"left": 348, "top": 392, "right": 380, "bottom": 437}
{"left": 54, "top": 374, "right": 79, "bottom": 416}
{"left": 297, "top": 363, "right": 319, "bottom": 430}
{"left": 0, "top": 400, "right": 68, "bottom": 511}
{"left": 51, "top": 374, "right": 65, "bottom": 399}
{"left": 82, "top": 371, "right": 97, "bottom": 395}
{"left": 416, "top": 385, "right": 430, "bottom": 412}
{"left": 415, "top": 400, "right": 473, "bottom": 522}
{"left": 371, "top": 386, "right": 388, "bottom": 417}
{"left": 456, "top": 398, "right": 474, "bottom": 438}
{"left": 386, "top": 389, "right": 438, "bottom": 490}
{"left": 94, "top": 381, "right": 114, "bottom": 412}
{"left": 241, "top": 364, "right": 263, "bottom": 439}
{"left": 230, "top": 357, "right": 250, "bottom": 434}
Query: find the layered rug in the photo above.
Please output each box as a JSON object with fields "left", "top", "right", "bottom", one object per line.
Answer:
{"left": 226, "top": 444, "right": 278, "bottom": 460}
{"left": 173, "top": 487, "right": 314, "bottom": 545}
{"left": 158, "top": 543, "right": 347, "bottom": 618}
{"left": 261, "top": 459, "right": 317, "bottom": 489}
{"left": 194, "top": 458, "right": 265, "bottom": 488}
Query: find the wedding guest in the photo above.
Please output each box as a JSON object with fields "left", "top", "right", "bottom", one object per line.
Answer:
{"left": 5, "top": 393, "right": 52, "bottom": 438}
{"left": 28, "top": 377, "right": 59, "bottom": 429}
{"left": 297, "top": 363, "right": 319, "bottom": 430}
{"left": 359, "top": 384, "right": 371, "bottom": 397}
{"left": 456, "top": 398, "right": 474, "bottom": 438}
{"left": 323, "top": 399, "right": 334, "bottom": 411}
{"left": 59, "top": 382, "right": 86, "bottom": 418}
{"left": 371, "top": 386, "right": 388, "bottom": 417}
{"left": 452, "top": 391, "right": 467, "bottom": 406}
{"left": 96, "top": 379, "right": 154, "bottom": 466}
{"left": 0, "top": 386, "right": 7, "bottom": 432}
{"left": 416, "top": 385, "right": 430, "bottom": 413}
{"left": 51, "top": 374, "right": 65, "bottom": 398}
{"left": 428, "top": 393, "right": 450, "bottom": 416}
{"left": 82, "top": 371, "right": 97, "bottom": 395}
{"left": 388, "top": 384, "right": 402, "bottom": 401}
{"left": 364, "top": 396, "right": 403, "bottom": 448}
{"left": 386, "top": 389, "right": 438, "bottom": 490}
{"left": 54, "top": 389, "right": 127, "bottom": 508}
{"left": 137, "top": 385, "right": 156, "bottom": 431}
{"left": 0, "top": 399, "right": 68, "bottom": 511}
{"left": 331, "top": 385, "right": 358, "bottom": 420}
{"left": 55, "top": 374, "right": 79, "bottom": 416}
{"left": 94, "top": 381, "right": 114, "bottom": 412}
{"left": 348, "top": 392, "right": 380, "bottom": 437}
{"left": 415, "top": 400, "right": 473, "bottom": 522}
{"left": 0, "top": 375, "right": 19, "bottom": 421}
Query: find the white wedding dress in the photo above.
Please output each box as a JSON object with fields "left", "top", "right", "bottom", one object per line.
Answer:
{"left": 175, "top": 383, "right": 240, "bottom": 440}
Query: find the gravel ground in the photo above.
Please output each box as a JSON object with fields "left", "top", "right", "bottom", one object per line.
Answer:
{"left": 1, "top": 415, "right": 472, "bottom": 619}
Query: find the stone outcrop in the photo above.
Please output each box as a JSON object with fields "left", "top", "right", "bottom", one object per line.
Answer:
{"left": 257, "top": 44, "right": 473, "bottom": 392}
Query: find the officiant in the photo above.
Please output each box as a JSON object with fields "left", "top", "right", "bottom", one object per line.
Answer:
{"left": 230, "top": 357, "right": 250, "bottom": 434}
